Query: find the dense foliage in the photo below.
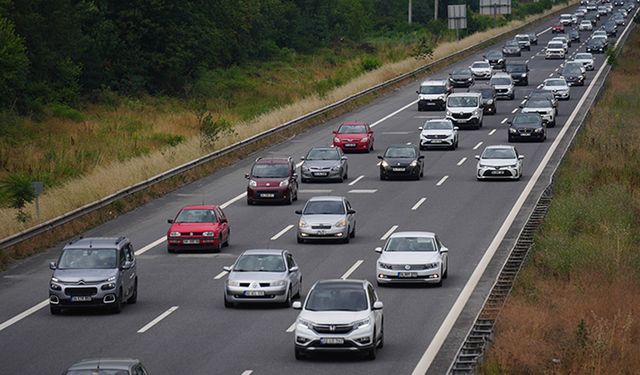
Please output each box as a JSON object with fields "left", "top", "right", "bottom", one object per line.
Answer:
{"left": 0, "top": 0, "right": 564, "bottom": 113}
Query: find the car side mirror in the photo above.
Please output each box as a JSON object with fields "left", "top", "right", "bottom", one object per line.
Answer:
{"left": 223, "top": 266, "right": 232, "bottom": 272}
{"left": 289, "top": 266, "right": 299, "bottom": 273}
{"left": 292, "top": 173, "right": 298, "bottom": 179}
{"left": 507, "top": 120, "right": 513, "bottom": 124}
{"left": 347, "top": 209, "right": 356, "bottom": 215}
{"left": 167, "top": 219, "right": 174, "bottom": 224}
{"left": 219, "top": 218, "right": 228, "bottom": 224}
{"left": 440, "top": 246, "right": 449, "bottom": 254}
{"left": 377, "top": 155, "right": 383, "bottom": 160}
{"left": 292, "top": 301, "right": 302, "bottom": 309}
{"left": 120, "top": 262, "right": 132, "bottom": 271}
{"left": 519, "top": 104, "right": 524, "bottom": 108}
{"left": 475, "top": 155, "right": 480, "bottom": 160}
{"left": 372, "top": 301, "right": 384, "bottom": 310}
{"left": 416, "top": 90, "right": 420, "bottom": 94}
{"left": 418, "top": 126, "right": 423, "bottom": 130}
{"left": 49, "top": 262, "right": 57, "bottom": 270}
{"left": 332, "top": 130, "right": 337, "bottom": 134}
{"left": 295, "top": 210, "right": 302, "bottom": 215}
{"left": 375, "top": 247, "right": 383, "bottom": 253}
{"left": 518, "top": 155, "right": 525, "bottom": 160}
{"left": 341, "top": 156, "right": 348, "bottom": 161}
{"left": 244, "top": 173, "right": 250, "bottom": 179}
{"left": 300, "top": 156, "right": 305, "bottom": 160}
{"left": 453, "top": 126, "right": 459, "bottom": 130}
{"left": 418, "top": 155, "right": 425, "bottom": 160}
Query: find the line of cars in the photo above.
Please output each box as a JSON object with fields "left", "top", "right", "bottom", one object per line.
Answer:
{"left": 48, "top": 4, "right": 628, "bottom": 370}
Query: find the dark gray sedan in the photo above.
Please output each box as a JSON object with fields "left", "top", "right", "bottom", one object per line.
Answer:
{"left": 300, "top": 147, "right": 348, "bottom": 183}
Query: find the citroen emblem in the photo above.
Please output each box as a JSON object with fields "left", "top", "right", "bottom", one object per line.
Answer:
{"left": 78, "top": 279, "right": 85, "bottom": 285}
{"left": 404, "top": 265, "right": 411, "bottom": 270}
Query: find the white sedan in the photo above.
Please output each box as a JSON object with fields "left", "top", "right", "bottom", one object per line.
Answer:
{"left": 573, "top": 52, "right": 595, "bottom": 71}
{"left": 542, "top": 77, "right": 571, "bottom": 100}
{"left": 475, "top": 145, "right": 524, "bottom": 180}
{"left": 469, "top": 61, "right": 493, "bottom": 79}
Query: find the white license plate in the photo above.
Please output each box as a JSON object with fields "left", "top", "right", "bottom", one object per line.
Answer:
{"left": 392, "top": 168, "right": 405, "bottom": 172}
{"left": 427, "top": 102, "right": 436, "bottom": 105}
{"left": 260, "top": 193, "right": 275, "bottom": 198}
{"left": 398, "top": 272, "right": 418, "bottom": 278}
{"left": 313, "top": 172, "right": 328, "bottom": 177}
{"left": 430, "top": 140, "right": 442, "bottom": 143}
{"left": 183, "top": 239, "right": 200, "bottom": 244}
{"left": 345, "top": 144, "right": 356, "bottom": 147}
{"left": 321, "top": 338, "right": 344, "bottom": 345}
{"left": 245, "top": 290, "right": 265, "bottom": 297}
{"left": 71, "top": 296, "right": 92, "bottom": 302}
{"left": 492, "top": 170, "right": 506, "bottom": 175}
{"left": 520, "top": 133, "right": 531, "bottom": 136}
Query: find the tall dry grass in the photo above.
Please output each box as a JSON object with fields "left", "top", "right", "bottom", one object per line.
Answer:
{"left": 0, "top": 2, "right": 576, "bottom": 240}
{"left": 482, "top": 27, "right": 640, "bottom": 375}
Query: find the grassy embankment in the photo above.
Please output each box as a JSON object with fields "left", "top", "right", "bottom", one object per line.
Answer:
{"left": 0, "top": 3, "right": 575, "bottom": 241}
{"left": 482, "top": 27, "right": 640, "bottom": 374}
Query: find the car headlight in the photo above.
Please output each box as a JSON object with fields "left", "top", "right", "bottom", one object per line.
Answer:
{"left": 479, "top": 163, "right": 489, "bottom": 168}
{"left": 353, "top": 318, "right": 371, "bottom": 329}
{"left": 51, "top": 277, "right": 59, "bottom": 282}
{"left": 381, "top": 160, "right": 389, "bottom": 167}
{"left": 508, "top": 164, "right": 518, "bottom": 168}
{"left": 101, "top": 282, "right": 116, "bottom": 290}
{"left": 299, "top": 219, "right": 308, "bottom": 229}
{"left": 203, "top": 231, "right": 215, "bottom": 237}
{"left": 273, "top": 279, "right": 287, "bottom": 287}
{"left": 107, "top": 276, "right": 116, "bottom": 282}
{"left": 378, "top": 262, "right": 392, "bottom": 270}
{"left": 297, "top": 318, "right": 314, "bottom": 330}
{"left": 227, "top": 280, "right": 240, "bottom": 287}
{"left": 473, "top": 109, "right": 480, "bottom": 116}
{"left": 467, "top": 77, "right": 473, "bottom": 81}
{"left": 301, "top": 166, "right": 310, "bottom": 172}
{"left": 425, "top": 262, "right": 440, "bottom": 269}
{"left": 534, "top": 128, "right": 544, "bottom": 133}
{"left": 335, "top": 218, "right": 347, "bottom": 228}
{"left": 249, "top": 179, "right": 257, "bottom": 187}
{"left": 331, "top": 165, "right": 341, "bottom": 171}
{"left": 410, "top": 160, "right": 418, "bottom": 167}
{"left": 438, "top": 95, "right": 445, "bottom": 100}
{"left": 446, "top": 110, "right": 452, "bottom": 117}
{"left": 487, "top": 99, "right": 494, "bottom": 104}
{"left": 361, "top": 137, "right": 368, "bottom": 142}
{"left": 169, "top": 231, "right": 181, "bottom": 237}
{"left": 50, "top": 282, "right": 62, "bottom": 290}
{"left": 522, "top": 73, "right": 527, "bottom": 77}
{"left": 279, "top": 179, "right": 289, "bottom": 187}
{"left": 334, "top": 137, "right": 341, "bottom": 143}
{"left": 509, "top": 128, "right": 517, "bottom": 133}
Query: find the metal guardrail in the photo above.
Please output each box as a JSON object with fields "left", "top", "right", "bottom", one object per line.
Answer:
{"left": 0, "top": 3, "right": 577, "bottom": 252}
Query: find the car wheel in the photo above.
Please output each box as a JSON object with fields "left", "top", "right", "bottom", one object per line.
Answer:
{"left": 128, "top": 279, "right": 138, "bottom": 304}
{"left": 287, "top": 192, "right": 293, "bottom": 205}
{"left": 344, "top": 170, "right": 348, "bottom": 180}
{"left": 295, "top": 279, "right": 302, "bottom": 298}
{"left": 369, "top": 143, "right": 374, "bottom": 152}
{"left": 379, "top": 172, "right": 385, "bottom": 180}
{"left": 366, "top": 338, "right": 378, "bottom": 360}
{"left": 443, "top": 261, "right": 448, "bottom": 279}
{"left": 284, "top": 287, "right": 293, "bottom": 307}
{"left": 455, "top": 139, "right": 459, "bottom": 149}
{"left": 224, "top": 293, "right": 234, "bottom": 308}
{"left": 247, "top": 198, "right": 254, "bottom": 205}
{"left": 297, "top": 236, "right": 304, "bottom": 244}
{"left": 295, "top": 348, "right": 306, "bottom": 360}
{"left": 343, "top": 231, "right": 350, "bottom": 243}
{"left": 111, "top": 289, "right": 123, "bottom": 314}
{"left": 50, "top": 305, "right": 62, "bottom": 315}
{"left": 378, "top": 321, "right": 385, "bottom": 348}
{"left": 223, "top": 230, "right": 230, "bottom": 247}
{"left": 436, "top": 268, "right": 444, "bottom": 287}
{"left": 338, "top": 174, "right": 344, "bottom": 183}
{"left": 350, "top": 224, "right": 356, "bottom": 238}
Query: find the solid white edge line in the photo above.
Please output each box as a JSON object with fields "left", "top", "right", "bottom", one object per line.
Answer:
{"left": 436, "top": 176, "right": 449, "bottom": 186}
{"left": 214, "top": 270, "right": 228, "bottom": 280}
{"left": 370, "top": 100, "right": 419, "bottom": 128}
{"left": 411, "top": 197, "right": 427, "bottom": 211}
{"left": 341, "top": 260, "right": 364, "bottom": 279}
{"left": 220, "top": 192, "right": 248, "bottom": 209}
{"left": 270, "top": 224, "right": 294, "bottom": 241}
{"left": 489, "top": 129, "right": 497, "bottom": 136}
{"left": 520, "top": 99, "right": 526, "bottom": 105}
{"left": 380, "top": 225, "right": 399, "bottom": 240}
{"left": 473, "top": 142, "right": 483, "bottom": 150}
{"left": 135, "top": 237, "right": 166, "bottom": 256}
{"left": 457, "top": 157, "right": 467, "bottom": 166}
{"left": 0, "top": 299, "right": 48, "bottom": 333}
{"left": 411, "top": 13, "right": 635, "bottom": 372}
{"left": 348, "top": 175, "right": 365, "bottom": 186}
{"left": 137, "top": 306, "right": 179, "bottom": 333}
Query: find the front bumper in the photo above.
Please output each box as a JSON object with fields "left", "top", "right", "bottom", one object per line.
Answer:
{"left": 477, "top": 166, "right": 520, "bottom": 179}
{"left": 586, "top": 46, "right": 605, "bottom": 53}
{"left": 380, "top": 165, "right": 421, "bottom": 179}
{"left": 297, "top": 227, "right": 348, "bottom": 240}
{"left": 509, "top": 130, "right": 546, "bottom": 141}
{"left": 545, "top": 51, "right": 565, "bottom": 59}
{"left": 565, "top": 77, "right": 584, "bottom": 86}
{"left": 418, "top": 98, "right": 446, "bottom": 109}
{"left": 295, "top": 324, "right": 375, "bottom": 354}
{"left": 552, "top": 89, "right": 570, "bottom": 99}
{"left": 225, "top": 285, "right": 288, "bottom": 303}
{"left": 49, "top": 284, "right": 119, "bottom": 309}
{"left": 333, "top": 140, "right": 370, "bottom": 151}
{"left": 247, "top": 187, "right": 290, "bottom": 203}
{"left": 420, "top": 136, "right": 455, "bottom": 148}
{"left": 167, "top": 236, "right": 220, "bottom": 251}
{"left": 449, "top": 79, "right": 474, "bottom": 87}
{"left": 494, "top": 87, "right": 513, "bottom": 99}
{"left": 472, "top": 71, "right": 492, "bottom": 79}
{"left": 301, "top": 169, "right": 343, "bottom": 181}
{"left": 447, "top": 115, "right": 481, "bottom": 129}
{"left": 376, "top": 267, "right": 441, "bottom": 284}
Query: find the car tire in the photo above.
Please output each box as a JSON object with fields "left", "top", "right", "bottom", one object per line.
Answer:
{"left": 443, "top": 261, "right": 448, "bottom": 279}
{"left": 284, "top": 287, "right": 293, "bottom": 307}
{"left": 50, "top": 305, "right": 62, "bottom": 315}
{"left": 343, "top": 231, "right": 350, "bottom": 244}
{"left": 378, "top": 321, "right": 385, "bottom": 348}
{"left": 297, "top": 236, "right": 304, "bottom": 244}
{"left": 379, "top": 172, "right": 386, "bottom": 180}
{"left": 111, "top": 290, "right": 123, "bottom": 314}
{"left": 128, "top": 279, "right": 138, "bottom": 304}
{"left": 224, "top": 294, "right": 234, "bottom": 308}
{"left": 366, "top": 339, "right": 377, "bottom": 360}
{"left": 247, "top": 198, "right": 253, "bottom": 205}
{"left": 295, "top": 280, "right": 302, "bottom": 298}
{"left": 369, "top": 143, "right": 374, "bottom": 152}
{"left": 287, "top": 193, "right": 293, "bottom": 205}
{"left": 350, "top": 224, "right": 356, "bottom": 238}
{"left": 436, "top": 268, "right": 444, "bottom": 287}
{"left": 338, "top": 174, "right": 344, "bottom": 183}
{"left": 295, "top": 348, "right": 306, "bottom": 360}
{"left": 344, "top": 170, "right": 348, "bottom": 180}
{"left": 223, "top": 230, "right": 230, "bottom": 247}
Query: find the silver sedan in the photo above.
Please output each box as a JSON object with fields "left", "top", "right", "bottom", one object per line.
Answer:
{"left": 300, "top": 147, "right": 348, "bottom": 183}
{"left": 296, "top": 196, "right": 356, "bottom": 243}
{"left": 224, "top": 249, "right": 302, "bottom": 307}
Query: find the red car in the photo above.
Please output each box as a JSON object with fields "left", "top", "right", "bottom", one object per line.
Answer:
{"left": 332, "top": 122, "right": 374, "bottom": 152}
{"left": 167, "top": 205, "right": 230, "bottom": 252}
{"left": 246, "top": 156, "right": 298, "bottom": 205}
{"left": 552, "top": 23, "right": 565, "bottom": 33}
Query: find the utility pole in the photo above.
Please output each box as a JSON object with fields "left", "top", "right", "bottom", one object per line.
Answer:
{"left": 409, "top": 0, "right": 413, "bottom": 24}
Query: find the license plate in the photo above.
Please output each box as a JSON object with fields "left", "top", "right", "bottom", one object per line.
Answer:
{"left": 430, "top": 140, "right": 442, "bottom": 143}
{"left": 345, "top": 144, "right": 356, "bottom": 147}
{"left": 245, "top": 290, "right": 265, "bottom": 297}
{"left": 313, "top": 172, "right": 328, "bottom": 177}
{"left": 392, "top": 168, "right": 405, "bottom": 172}
{"left": 183, "top": 239, "right": 200, "bottom": 244}
{"left": 427, "top": 102, "right": 436, "bottom": 105}
{"left": 260, "top": 193, "right": 275, "bottom": 198}
{"left": 398, "top": 272, "right": 418, "bottom": 278}
{"left": 321, "top": 338, "right": 344, "bottom": 345}
{"left": 521, "top": 133, "right": 531, "bottom": 136}
{"left": 492, "top": 170, "right": 506, "bottom": 175}
{"left": 71, "top": 296, "right": 92, "bottom": 302}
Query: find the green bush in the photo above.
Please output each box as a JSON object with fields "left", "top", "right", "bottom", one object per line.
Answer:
{"left": 149, "top": 133, "right": 186, "bottom": 147}
{"left": 48, "top": 103, "right": 85, "bottom": 122}
{"left": 360, "top": 56, "right": 381, "bottom": 71}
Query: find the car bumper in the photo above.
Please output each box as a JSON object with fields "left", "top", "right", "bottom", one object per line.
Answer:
{"left": 49, "top": 287, "right": 119, "bottom": 309}
{"left": 376, "top": 268, "right": 441, "bottom": 284}
{"left": 380, "top": 165, "right": 421, "bottom": 178}
{"left": 511, "top": 76, "right": 528, "bottom": 85}
{"left": 418, "top": 99, "right": 446, "bottom": 109}
{"left": 295, "top": 325, "right": 375, "bottom": 353}
{"left": 420, "top": 137, "right": 455, "bottom": 148}
{"left": 247, "top": 187, "right": 290, "bottom": 203}
{"left": 566, "top": 78, "right": 584, "bottom": 86}
{"left": 586, "top": 47, "right": 605, "bottom": 53}
{"left": 446, "top": 115, "right": 481, "bottom": 128}
{"left": 301, "top": 169, "right": 343, "bottom": 181}
{"left": 509, "top": 131, "right": 546, "bottom": 141}
{"left": 472, "top": 72, "right": 492, "bottom": 79}
{"left": 297, "top": 227, "right": 349, "bottom": 240}
{"left": 494, "top": 89, "right": 513, "bottom": 99}
{"left": 552, "top": 90, "right": 570, "bottom": 99}
{"left": 167, "top": 237, "right": 221, "bottom": 251}
{"left": 545, "top": 51, "right": 565, "bottom": 59}
{"left": 477, "top": 167, "right": 520, "bottom": 179}
{"left": 334, "top": 141, "right": 370, "bottom": 151}
{"left": 225, "top": 285, "right": 288, "bottom": 303}
{"left": 449, "top": 79, "right": 474, "bottom": 87}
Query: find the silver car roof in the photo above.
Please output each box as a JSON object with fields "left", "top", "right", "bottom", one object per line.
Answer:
{"left": 389, "top": 231, "right": 436, "bottom": 238}
{"left": 241, "top": 249, "right": 286, "bottom": 256}
{"left": 307, "top": 196, "right": 345, "bottom": 202}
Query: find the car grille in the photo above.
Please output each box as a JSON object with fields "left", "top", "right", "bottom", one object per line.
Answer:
{"left": 65, "top": 287, "right": 98, "bottom": 297}
{"left": 518, "top": 128, "right": 534, "bottom": 134}
{"left": 425, "top": 134, "right": 448, "bottom": 139}
{"left": 310, "top": 167, "right": 331, "bottom": 171}
{"left": 180, "top": 232, "right": 203, "bottom": 236}
{"left": 312, "top": 324, "right": 354, "bottom": 334}
{"left": 389, "top": 264, "right": 430, "bottom": 270}
{"left": 483, "top": 169, "right": 514, "bottom": 177}
{"left": 311, "top": 225, "right": 332, "bottom": 230}
{"left": 452, "top": 112, "right": 472, "bottom": 119}
{"left": 238, "top": 282, "right": 271, "bottom": 287}
{"left": 496, "top": 88, "right": 508, "bottom": 93}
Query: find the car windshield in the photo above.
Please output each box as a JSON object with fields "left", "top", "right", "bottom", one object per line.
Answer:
{"left": 506, "top": 64, "right": 526, "bottom": 73}
{"left": 57, "top": 249, "right": 117, "bottom": 269}
{"left": 490, "top": 77, "right": 511, "bottom": 85}
{"left": 234, "top": 254, "right": 285, "bottom": 272}
{"left": 452, "top": 68, "right": 470, "bottom": 76}
{"left": 472, "top": 88, "right": 494, "bottom": 98}
{"left": 251, "top": 163, "right": 289, "bottom": 178}
{"left": 482, "top": 148, "right": 517, "bottom": 159}
{"left": 424, "top": 120, "right": 453, "bottom": 130}
{"left": 512, "top": 114, "right": 540, "bottom": 126}
{"left": 525, "top": 99, "right": 551, "bottom": 108}
{"left": 581, "top": 21, "right": 592, "bottom": 25}
{"left": 505, "top": 40, "right": 519, "bottom": 47}
{"left": 448, "top": 96, "right": 478, "bottom": 107}
{"left": 471, "top": 62, "right": 490, "bottom": 69}
{"left": 384, "top": 236, "right": 437, "bottom": 252}
{"left": 419, "top": 85, "right": 446, "bottom": 94}
{"left": 338, "top": 124, "right": 367, "bottom": 134}
{"left": 302, "top": 200, "right": 345, "bottom": 215}
{"left": 545, "top": 79, "right": 566, "bottom": 87}
{"left": 575, "top": 53, "right": 592, "bottom": 60}
{"left": 65, "top": 371, "right": 129, "bottom": 375}
{"left": 175, "top": 209, "right": 216, "bottom": 223}
{"left": 305, "top": 286, "right": 368, "bottom": 312}
{"left": 306, "top": 148, "right": 340, "bottom": 160}
{"left": 486, "top": 51, "right": 502, "bottom": 59}
{"left": 384, "top": 147, "right": 416, "bottom": 158}
{"left": 548, "top": 42, "right": 564, "bottom": 49}
{"left": 516, "top": 36, "right": 529, "bottom": 41}
{"left": 563, "top": 66, "right": 582, "bottom": 75}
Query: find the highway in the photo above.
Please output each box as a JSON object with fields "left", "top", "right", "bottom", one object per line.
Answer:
{"left": 0, "top": 6, "right": 634, "bottom": 375}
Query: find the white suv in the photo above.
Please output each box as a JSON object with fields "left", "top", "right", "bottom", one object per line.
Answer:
{"left": 293, "top": 279, "right": 384, "bottom": 360}
{"left": 446, "top": 92, "right": 484, "bottom": 129}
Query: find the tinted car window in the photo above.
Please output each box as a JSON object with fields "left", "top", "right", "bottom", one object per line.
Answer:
{"left": 338, "top": 124, "right": 367, "bottom": 134}
{"left": 175, "top": 209, "right": 216, "bottom": 223}
{"left": 490, "top": 77, "right": 511, "bottom": 85}
{"left": 58, "top": 249, "right": 117, "bottom": 269}
{"left": 384, "top": 147, "right": 416, "bottom": 158}
{"left": 251, "top": 163, "right": 289, "bottom": 178}
{"left": 482, "top": 148, "right": 517, "bottom": 159}
{"left": 419, "top": 85, "right": 447, "bottom": 94}
{"left": 512, "top": 114, "right": 540, "bottom": 126}
{"left": 234, "top": 255, "right": 286, "bottom": 272}
{"left": 305, "top": 286, "right": 368, "bottom": 312}
{"left": 303, "top": 201, "right": 345, "bottom": 215}
{"left": 384, "top": 237, "right": 436, "bottom": 252}
{"left": 506, "top": 64, "right": 526, "bottom": 73}
{"left": 306, "top": 149, "right": 340, "bottom": 160}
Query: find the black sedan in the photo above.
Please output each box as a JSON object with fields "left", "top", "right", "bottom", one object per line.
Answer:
{"left": 561, "top": 64, "right": 585, "bottom": 86}
{"left": 508, "top": 113, "right": 546, "bottom": 142}
{"left": 378, "top": 144, "right": 424, "bottom": 180}
{"left": 449, "top": 68, "right": 475, "bottom": 87}
{"left": 586, "top": 38, "right": 606, "bottom": 53}
{"left": 568, "top": 28, "right": 581, "bottom": 42}
{"left": 484, "top": 50, "right": 505, "bottom": 70}
{"left": 604, "top": 22, "right": 617, "bottom": 36}
{"left": 502, "top": 40, "right": 522, "bottom": 57}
